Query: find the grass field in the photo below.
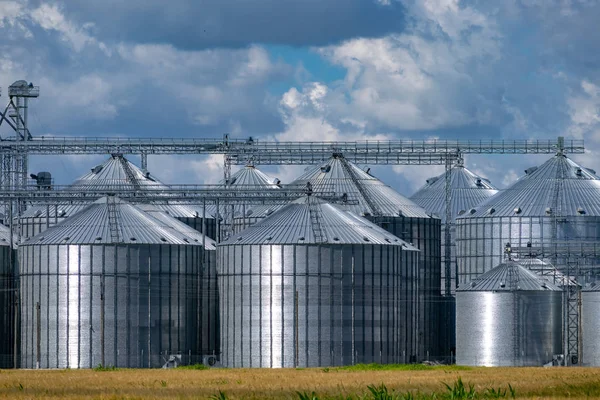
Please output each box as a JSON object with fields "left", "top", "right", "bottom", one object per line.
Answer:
{"left": 1, "top": 364, "right": 600, "bottom": 399}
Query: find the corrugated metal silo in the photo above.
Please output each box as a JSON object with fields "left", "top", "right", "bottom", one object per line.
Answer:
{"left": 218, "top": 195, "right": 420, "bottom": 368}
{"left": 136, "top": 203, "right": 219, "bottom": 355}
{"left": 19, "top": 154, "right": 217, "bottom": 240}
{"left": 0, "top": 225, "right": 14, "bottom": 368}
{"left": 455, "top": 153, "right": 600, "bottom": 285}
{"left": 456, "top": 260, "right": 562, "bottom": 366}
{"left": 19, "top": 196, "right": 211, "bottom": 368}
{"left": 289, "top": 155, "right": 442, "bottom": 359}
{"left": 582, "top": 282, "right": 600, "bottom": 366}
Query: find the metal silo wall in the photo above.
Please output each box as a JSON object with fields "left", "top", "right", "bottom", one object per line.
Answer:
{"left": 582, "top": 291, "right": 600, "bottom": 366}
{"left": 370, "top": 216, "right": 443, "bottom": 360}
{"left": 455, "top": 216, "right": 600, "bottom": 286}
{"left": 456, "top": 291, "right": 562, "bottom": 366}
{"left": 0, "top": 246, "right": 14, "bottom": 368}
{"left": 18, "top": 243, "right": 217, "bottom": 368}
{"left": 218, "top": 243, "right": 419, "bottom": 368}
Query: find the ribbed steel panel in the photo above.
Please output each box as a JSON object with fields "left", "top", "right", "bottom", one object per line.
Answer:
{"left": 582, "top": 284, "right": 600, "bottom": 366}
{"left": 218, "top": 243, "right": 419, "bottom": 368}
{"left": 19, "top": 198, "right": 218, "bottom": 368}
{"left": 20, "top": 155, "right": 216, "bottom": 240}
{"left": 19, "top": 243, "right": 207, "bottom": 368}
{"left": 219, "top": 196, "right": 421, "bottom": 367}
{"left": 0, "top": 225, "right": 14, "bottom": 368}
{"left": 289, "top": 158, "right": 443, "bottom": 359}
{"left": 410, "top": 163, "right": 498, "bottom": 294}
{"left": 456, "top": 154, "right": 600, "bottom": 285}
{"left": 456, "top": 261, "right": 562, "bottom": 366}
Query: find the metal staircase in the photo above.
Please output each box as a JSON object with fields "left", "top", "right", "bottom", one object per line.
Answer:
{"left": 106, "top": 196, "right": 121, "bottom": 243}
{"left": 306, "top": 184, "right": 327, "bottom": 244}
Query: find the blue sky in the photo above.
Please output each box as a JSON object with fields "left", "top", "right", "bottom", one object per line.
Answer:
{"left": 0, "top": 0, "right": 599, "bottom": 193}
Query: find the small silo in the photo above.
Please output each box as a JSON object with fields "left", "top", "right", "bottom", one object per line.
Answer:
{"left": 19, "top": 154, "right": 217, "bottom": 240}
{"left": 455, "top": 152, "right": 600, "bottom": 286}
{"left": 218, "top": 195, "right": 420, "bottom": 368}
{"left": 289, "top": 155, "right": 442, "bottom": 359}
{"left": 582, "top": 282, "right": 600, "bottom": 366}
{"left": 0, "top": 225, "right": 14, "bottom": 368}
{"left": 456, "top": 260, "right": 562, "bottom": 366}
{"left": 19, "top": 196, "right": 208, "bottom": 368}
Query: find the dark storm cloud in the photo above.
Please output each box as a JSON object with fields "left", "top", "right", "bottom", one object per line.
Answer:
{"left": 36, "top": 0, "right": 406, "bottom": 49}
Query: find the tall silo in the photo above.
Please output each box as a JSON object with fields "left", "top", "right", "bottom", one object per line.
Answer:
{"left": 19, "top": 154, "right": 217, "bottom": 240}
{"left": 582, "top": 282, "right": 600, "bottom": 366}
{"left": 0, "top": 225, "right": 15, "bottom": 368}
{"left": 456, "top": 260, "right": 562, "bottom": 366}
{"left": 289, "top": 155, "right": 442, "bottom": 359}
{"left": 218, "top": 195, "right": 420, "bottom": 368}
{"left": 455, "top": 152, "right": 600, "bottom": 286}
{"left": 19, "top": 196, "right": 210, "bottom": 368}
{"left": 218, "top": 164, "right": 281, "bottom": 234}
{"left": 136, "top": 203, "right": 219, "bottom": 355}
{"left": 410, "top": 159, "right": 498, "bottom": 358}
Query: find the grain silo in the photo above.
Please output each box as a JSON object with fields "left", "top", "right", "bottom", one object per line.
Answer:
{"left": 19, "top": 196, "right": 208, "bottom": 368}
{"left": 455, "top": 152, "right": 600, "bottom": 286}
{"left": 410, "top": 159, "right": 498, "bottom": 357}
{"left": 218, "top": 195, "right": 420, "bottom": 368}
{"left": 0, "top": 225, "right": 15, "bottom": 368}
{"left": 19, "top": 154, "right": 217, "bottom": 240}
{"left": 289, "top": 155, "right": 442, "bottom": 360}
{"left": 456, "top": 259, "right": 562, "bottom": 366}
{"left": 219, "top": 164, "right": 281, "bottom": 234}
{"left": 582, "top": 282, "right": 600, "bottom": 366}
{"left": 136, "top": 203, "right": 219, "bottom": 355}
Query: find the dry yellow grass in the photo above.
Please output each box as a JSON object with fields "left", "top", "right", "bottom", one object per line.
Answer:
{"left": 0, "top": 366, "right": 599, "bottom": 399}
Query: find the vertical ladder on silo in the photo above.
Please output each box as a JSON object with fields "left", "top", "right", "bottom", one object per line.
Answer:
{"left": 506, "top": 254, "right": 520, "bottom": 365}
{"left": 117, "top": 154, "right": 142, "bottom": 191}
{"left": 306, "top": 190, "right": 327, "bottom": 244}
{"left": 107, "top": 196, "right": 121, "bottom": 243}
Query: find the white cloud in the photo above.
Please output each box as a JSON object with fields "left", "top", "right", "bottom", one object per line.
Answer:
{"left": 30, "top": 3, "right": 108, "bottom": 53}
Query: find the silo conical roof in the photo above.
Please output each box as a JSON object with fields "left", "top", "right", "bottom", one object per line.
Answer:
{"left": 410, "top": 161, "right": 498, "bottom": 222}
{"left": 289, "top": 155, "right": 431, "bottom": 218}
{"left": 21, "top": 155, "right": 212, "bottom": 219}
{"left": 25, "top": 197, "right": 204, "bottom": 245}
{"left": 222, "top": 195, "right": 419, "bottom": 247}
{"left": 220, "top": 165, "right": 280, "bottom": 188}
{"left": 460, "top": 154, "right": 600, "bottom": 218}
{"left": 457, "top": 260, "right": 562, "bottom": 292}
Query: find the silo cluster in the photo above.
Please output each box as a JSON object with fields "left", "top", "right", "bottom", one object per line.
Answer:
{"left": 455, "top": 153, "right": 600, "bottom": 285}
{"left": 18, "top": 197, "right": 217, "bottom": 368}
{"left": 456, "top": 260, "right": 562, "bottom": 366}
{"left": 218, "top": 195, "right": 420, "bottom": 367}
{"left": 289, "top": 155, "right": 443, "bottom": 359}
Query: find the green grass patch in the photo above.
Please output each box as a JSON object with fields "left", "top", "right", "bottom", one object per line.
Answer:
{"left": 176, "top": 363, "right": 210, "bottom": 370}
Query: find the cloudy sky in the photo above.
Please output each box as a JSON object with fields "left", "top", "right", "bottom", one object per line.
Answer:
{"left": 1, "top": 0, "right": 599, "bottom": 194}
